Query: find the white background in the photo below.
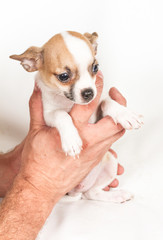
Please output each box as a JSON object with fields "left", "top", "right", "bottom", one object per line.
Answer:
{"left": 0, "top": 1, "right": 163, "bottom": 240}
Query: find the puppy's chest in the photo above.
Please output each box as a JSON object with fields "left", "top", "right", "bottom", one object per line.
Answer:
{"left": 42, "top": 92, "right": 74, "bottom": 113}
{"left": 42, "top": 91, "right": 100, "bottom": 124}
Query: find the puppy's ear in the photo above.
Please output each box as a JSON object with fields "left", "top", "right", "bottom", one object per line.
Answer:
{"left": 10, "top": 47, "right": 43, "bottom": 72}
{"left": 84, "top": 32, "right": 98, "bottom": 54}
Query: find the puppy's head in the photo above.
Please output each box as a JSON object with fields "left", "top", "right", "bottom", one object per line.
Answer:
{"left": 10, "top": 31, "right": 99, "bottom": 104}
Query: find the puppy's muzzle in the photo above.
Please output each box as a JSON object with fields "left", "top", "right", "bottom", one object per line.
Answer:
{"left": 81, "top": 88, "right": 94, "bottom": 102}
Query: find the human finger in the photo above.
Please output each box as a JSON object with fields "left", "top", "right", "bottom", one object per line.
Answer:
{"left": 109, "top": 148, "right": 118, "bottom": 158}
{"left": 109, "top": 178, "right": 119, "bottom": 188}
{"left": 109, "top": 87, "right": 127, "bottom": 106}
{"left": 93, "top": 117, "right": 124, "bottom": 142}
{"left": 104, "top": 166, "right": 124, "bottom": 190}
{"left": 117, "top": 163, "right": 124, "bottom": 175}
{"left": 107, "top": 165, "right": 124, "bottom": 188}
{"left": 103, "top": 186, "right": 110, "bottom": 191}
{"left": 103, "top": 179, "right": 119, "bottom": 191}
{"left": 100, "top": 129, "right": 126, "bottom": 149}
{"left": 108, "top": 149, "right": 124, "bottom": 175}
{"left": 29, "top": 83, "right": 45, "bottom": 129}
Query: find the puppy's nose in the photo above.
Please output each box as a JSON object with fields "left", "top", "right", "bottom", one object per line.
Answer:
{"left": 81, "top": 88, "right": 94, "bottom": 101}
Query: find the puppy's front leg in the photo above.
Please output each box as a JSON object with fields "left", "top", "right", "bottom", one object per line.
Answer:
{"left": 44, "top": 110, "right": 82, "bottom": 157}
{"left": 101, "top": 96, "right": 143, "bottom": 130}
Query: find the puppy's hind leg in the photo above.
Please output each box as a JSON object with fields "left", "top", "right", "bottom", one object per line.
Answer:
{"left": 83, "top": 151, "right": 133, "bottom": 203}
{"left": 83, "top": 188, "right": 133, "bottom": 203}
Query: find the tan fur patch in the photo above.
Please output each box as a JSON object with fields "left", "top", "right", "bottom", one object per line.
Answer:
{"left": 10, "top": 31, "right": 96, "bottom": 89}
{"left": 40, "top": 33, "right": 80, "bottom": 88}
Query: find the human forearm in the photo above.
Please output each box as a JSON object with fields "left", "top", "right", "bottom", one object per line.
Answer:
{"left": 0, "top": 144, "right": 23, "bottom": 197}
{"left": 0, "top": 173, "right": 61, "bottom": 240}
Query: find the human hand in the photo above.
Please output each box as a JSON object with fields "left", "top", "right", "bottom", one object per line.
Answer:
{"left": 0, "top": 73, "right": 126, "bottom": 240}
{"left": 70, "top": 81, "right": 127, "bottom": 192}
{"left": 18, "top": 71, "right": 125, "bottom": 202}
{"left": 104, "top": 87, "right": 127, "bottom": 190}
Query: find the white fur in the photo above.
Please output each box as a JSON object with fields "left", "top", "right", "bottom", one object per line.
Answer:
{"left": 61, "top": 32, "right": 97, "bottom": 104}
{"left": 36, "top": 73, "right": 82, "bottom": 157}
{"left": 101, "top": 97, "right": 144, "bottom": 129}
{"left": 66, "top": 152, "right": 133, "bottom": 203}
{"left": 35, "top": 32, "right": 143, "bottom": 202}
{"left": 82, "top": 152, "right": 133, "bottom": 203}
{"left": 61, "top": 32, "right": 93, "bottom": 72}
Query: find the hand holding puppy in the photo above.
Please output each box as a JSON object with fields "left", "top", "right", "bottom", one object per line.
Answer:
{"left": 0, "top": 73, "right": 126, "bottom": 240}
{"left": 20, "top": 72, "right": 125, "bottom": 198}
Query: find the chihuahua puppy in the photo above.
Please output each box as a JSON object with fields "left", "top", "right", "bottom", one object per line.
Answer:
{"left": 10, "top": 31, "right": 143, "bottom": 203}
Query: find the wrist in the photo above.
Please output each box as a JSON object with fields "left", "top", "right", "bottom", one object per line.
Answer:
{"left": 0, "top": 173, "right": 60, "bottom": 240}
{"left": 18, "top": 170, "right": 63, "bottom": 204}
{"left": 0, "top": 143, "right": 23, "bottom": 173}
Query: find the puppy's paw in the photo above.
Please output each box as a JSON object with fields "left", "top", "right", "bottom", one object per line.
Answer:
{"left": 84, "top": 189, "right": 133, "bottom": 203}
{"left": 115, "top": 109, "right": 144, "bottom": 130}
{"left": 61, "top": 128, "right": 83, "bottom": 157}
{"left": 108, "top": 190, "right": 133, "bottom": 203}
{"left": 101, "top": 99, "right": 144, "bottom": 130}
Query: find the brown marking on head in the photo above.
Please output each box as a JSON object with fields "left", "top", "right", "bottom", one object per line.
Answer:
{"left": 83, "top": 32, "right": 98, "bottom": 54}
{"left": 10, "top": 34, "right": 80, "bottom": 89}
{"left": 40, "top": 33, "right": 81, "bottom": 88}
{"left": 10, "top": 31, "right": 98, "bottom": 90}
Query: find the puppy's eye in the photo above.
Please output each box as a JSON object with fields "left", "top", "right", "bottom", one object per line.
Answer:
{"left": 92, "top": 64, "right": 99, "bottom": 74}
{"left": 57, "top": 72, "right": 69, "bottom": 82}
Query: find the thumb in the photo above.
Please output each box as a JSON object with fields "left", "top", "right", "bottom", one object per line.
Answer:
{"left": 70, "top": 71, "right": 103, "bottom": 124}
{"left": 29, "top": 83, "right": 45, "bottom": 129}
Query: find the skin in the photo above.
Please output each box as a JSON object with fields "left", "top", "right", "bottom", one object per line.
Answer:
{"left": 0, "top": 72, "right": 126, "bottom": 197}
{"left": 0, "top": 71, "right": 127, "bottom": 240}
